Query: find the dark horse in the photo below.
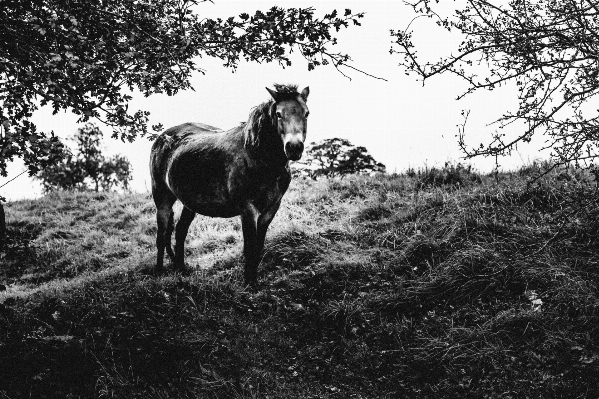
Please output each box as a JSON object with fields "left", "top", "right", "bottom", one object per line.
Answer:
{"left": 150, "top": 84, "right": 309, "bottom": 284}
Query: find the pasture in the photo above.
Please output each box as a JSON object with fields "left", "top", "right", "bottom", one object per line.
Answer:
{"left": 1, "top": 166, "right": 598, "bottom": 398}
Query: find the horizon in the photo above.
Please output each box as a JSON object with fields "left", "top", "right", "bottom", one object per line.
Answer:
{"left": 0, "top": 1, "right": 550, "bottom": 201}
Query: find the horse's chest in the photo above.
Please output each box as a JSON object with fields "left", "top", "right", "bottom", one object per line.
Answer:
{"left": 243, "top": 167, "right": 291, "bottom": 211}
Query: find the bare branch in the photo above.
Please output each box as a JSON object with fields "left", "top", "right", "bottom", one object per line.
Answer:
{"left": 394, "top": 0, "right": 599, "bottom": 167}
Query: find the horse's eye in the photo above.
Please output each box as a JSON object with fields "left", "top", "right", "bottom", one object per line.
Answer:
{"left": 276, "top": 112, "right": 282, "bottom": 119}
{"left": 305, "top": 111, "right": 310, "bottom": 118}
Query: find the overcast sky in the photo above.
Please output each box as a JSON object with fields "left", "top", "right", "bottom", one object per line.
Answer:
{"left": 1, "top": 1, "right": 549, "bottom": 201}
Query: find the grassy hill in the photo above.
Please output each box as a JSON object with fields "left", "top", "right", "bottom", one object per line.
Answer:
{"left": 1, "top": 165, "right": 598, "bottom": 398}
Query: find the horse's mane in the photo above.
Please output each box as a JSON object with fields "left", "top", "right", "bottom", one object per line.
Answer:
{"left": 244, "top": 84, "right": 301, "bottom": 161}
{"left": 244, "top": 101, "right": 276, "bottom": 150}
{"left": 270, "top": 84, "right": 300, "bottom": 101}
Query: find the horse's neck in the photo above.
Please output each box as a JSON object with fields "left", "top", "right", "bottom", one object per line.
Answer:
{"left": 255, "top": 150, "right": 288, "bottom": 168}
{"left": 253, "top": 131, "right": 288, "bottom": 168}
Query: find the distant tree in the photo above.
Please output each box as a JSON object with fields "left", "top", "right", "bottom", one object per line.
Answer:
{"left": 35, "top": 123, "right": 132, "bottom": 193}
{"left": 34, "top": 138, "right": 81, "bottom": 192}
{"left": 100, "top": 154, "right": 132, "bottom": 192}
{"left": 293, "top": 138, "right": 386, "bottom": 179}
{"left": 392, "top": 0, "right": 599, "bottom": 171}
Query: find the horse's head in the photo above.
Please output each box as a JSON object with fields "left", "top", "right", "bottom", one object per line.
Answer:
{"left": 266, "top": 85, "right": 309, "bottom": 161}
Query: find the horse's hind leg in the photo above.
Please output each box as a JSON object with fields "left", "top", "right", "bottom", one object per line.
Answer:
{"left": 174, "top": 206, "right": 196, "bottom": 271}
{"left": 153, "top": 190, "right": 176, "bottom": 273}
{"left": 165, "top": 210, "right": 175, "bottom": 261}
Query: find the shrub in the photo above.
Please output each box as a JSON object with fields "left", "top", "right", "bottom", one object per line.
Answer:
{"left": 416, "top": 162, "right": 482, "bottom": 188}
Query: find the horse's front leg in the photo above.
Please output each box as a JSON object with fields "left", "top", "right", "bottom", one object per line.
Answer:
{"left": 241, "top": 199, "right": 283, "bottom": 284}
{"left": 256, "top": 198, "right": 282, "bottom": 253}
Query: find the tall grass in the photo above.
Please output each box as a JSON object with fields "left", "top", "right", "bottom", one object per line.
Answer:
{"left": 1, "top": 164, "right": 598, "bottom": 398}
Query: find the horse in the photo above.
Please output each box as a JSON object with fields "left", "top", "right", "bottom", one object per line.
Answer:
{"left": 149, "top": 84, "right": 309, "bottom": 284}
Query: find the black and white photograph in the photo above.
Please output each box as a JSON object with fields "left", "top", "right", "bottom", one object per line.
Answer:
{"left": 1, "top": 0, "right": 598, "bottom": 397}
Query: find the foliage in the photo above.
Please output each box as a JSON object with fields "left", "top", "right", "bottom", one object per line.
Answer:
{"left": 392, "top": 0, "right": 599, "bottom": 169}
{"left": 415, "top": 161, "right": 483, "bottom": 188}
{"left": 2, "top": 169, "right": 599, "bottom": 397}
{"left": 293, "top": 137, "right": 386, "bottom": 178}
{"left": 35, "top": 123, "right": 132, "bottom": 193}
{"left": 99, "top": 154, "right": 132, "bottom": 192}
{"left": 0, "top": 0, "right": 364, "bottom": 176}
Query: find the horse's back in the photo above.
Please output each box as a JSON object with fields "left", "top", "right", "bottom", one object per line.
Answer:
{"left": 150, "top": 122, "right": 249, "bottom": 214}
{"left": 157, "top": 122, "right": 223, "bottom": 144}
{"left": 153, "top": 121, "right": 226, "bottom": 154}
{"left": 150, "top": 123, "right": 225, "bottom": 189}
{"left": 166, "top": 122, "right": 223, "bottom": 136}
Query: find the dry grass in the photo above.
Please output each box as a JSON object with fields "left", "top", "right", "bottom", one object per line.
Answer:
{"left": 1, "top": 165, "right": 599, "bottom": 398}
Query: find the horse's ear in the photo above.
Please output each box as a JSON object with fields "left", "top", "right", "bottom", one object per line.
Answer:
{"left": 300, "top": 87, "right": 309, "bottom": 102}
{"left": 266, "top": 87, "right": 279, "bottom": 101}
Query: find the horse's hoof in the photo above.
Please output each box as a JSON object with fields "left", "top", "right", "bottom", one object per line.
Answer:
{"left": 174, "top": 263, "right": 192, "bottom": 276}
{"left": 177, "top": 268, "right": 192, "bottom": 276}
{"left": 151, "top": 267, "right": 167, "bottom": 277}
{"left": 140, "top": 263, "right": 163, "bottom": 276}
{"left": 243, "top": 276, "right": 258, "bottom": 288}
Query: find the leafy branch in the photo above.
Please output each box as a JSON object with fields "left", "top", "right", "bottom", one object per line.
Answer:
{"left": 0, "top": 0, "right": 366, "bottom": 176}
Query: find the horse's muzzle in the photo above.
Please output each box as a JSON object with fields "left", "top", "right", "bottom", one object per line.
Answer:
{"left": 285, "top": 141, "right": 304, "bottom": 161}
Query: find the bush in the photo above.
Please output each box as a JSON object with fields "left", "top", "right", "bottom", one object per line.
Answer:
{"left": 416, "top": 162, "right": 482, "bottom": 188}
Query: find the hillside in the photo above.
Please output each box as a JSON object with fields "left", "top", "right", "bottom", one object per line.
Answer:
{"left": 1, "top": 166, "right": 599, "bottom": 398}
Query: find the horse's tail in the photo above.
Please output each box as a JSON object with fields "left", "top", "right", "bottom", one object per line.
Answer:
{"left": 150, "top": 132, "right": 175, "bottom": 192}
{"left": 151, "top": 130, "right": 175, "bottom": 152}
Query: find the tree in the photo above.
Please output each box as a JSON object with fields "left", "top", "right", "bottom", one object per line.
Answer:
{"left": 35, "top": 123, "right": 132, "bottom": 193}
{"left": 1, "top": 0, "right": 364, "bottom": 176}
{"left": 392, "top": 0, "right": 599, "bottom": 171}
{"left": 33, "top": 137, "right": 81, "bottom": 192}
{"left": 100, "top": 154, "right": 132, "bottom": 192}
{"left": 1, "top": 0, "right": 365, "bottom": 248}
{"left": 293, "top": 138, "right": 386, "bottom": 179}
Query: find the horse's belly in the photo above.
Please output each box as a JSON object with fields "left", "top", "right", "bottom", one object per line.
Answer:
{"left": 167, "top": 146, "right": 291, "bottom": 217}
{"left": 175, "top": 189, "right": 239, "bottom": 218}
{"left": 190, "top": 203, "right": 240, "bottom": 218}
{"left": 167, "top": 147, "right": 239, "bottom": 216}
{"left": 183, "top": 186, "right": 283, "bottom": 218}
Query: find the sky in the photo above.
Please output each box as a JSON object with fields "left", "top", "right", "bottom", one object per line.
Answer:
{"left": 0, "top": 0, "right": 549, "bottom": 201}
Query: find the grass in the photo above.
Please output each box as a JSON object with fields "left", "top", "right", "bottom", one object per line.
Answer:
{"left": 1, "top": 165, "right": 599, "bottom": 398}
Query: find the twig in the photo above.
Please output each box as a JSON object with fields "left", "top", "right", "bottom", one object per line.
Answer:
{"left": 340, "top": 63, "right": 388, "bottom": 81}
{"left": 531, "top": 218, "right": 568, "bottom": 256}
{"left": 0, "top": 169, "right": 28, "bottom": 190}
